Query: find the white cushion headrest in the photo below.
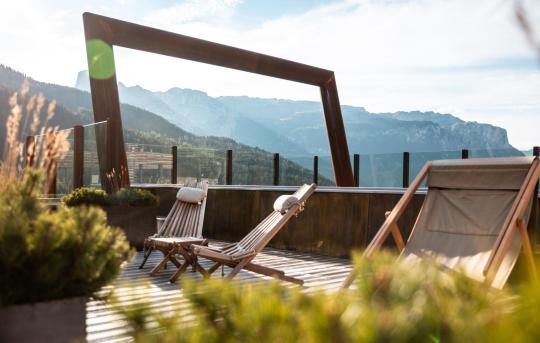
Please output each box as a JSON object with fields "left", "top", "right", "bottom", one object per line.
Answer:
{"left": 273, "top": 195, "right": 298, "bottom": 214}
{"left": 177, "top": 187, "right": 206, "bottom": 204}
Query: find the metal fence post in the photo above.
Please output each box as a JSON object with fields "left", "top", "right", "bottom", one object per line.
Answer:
{"left": 313, "top": 156, "right": 318, "bottom": 184}
{"left": 353, "top": 154, "right": 360, "bottom": 187}
{"left": 273, "top": 153, "right": 280, "bottom": 186}
{"left": 226, "top": 149, "right": 233, "bottom": 185}
{"left": 403, "top": 152, "right": 410, "bottom": 188}
{"left": 73, "top": 125, "right": 84, "bottom": 189}
{"left": 171, "top": 146, "right": 178, "bottom": 184}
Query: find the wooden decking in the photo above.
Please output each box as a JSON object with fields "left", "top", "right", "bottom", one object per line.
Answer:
{"left": 86, "top": 242, "right": 353, "bottom": 342}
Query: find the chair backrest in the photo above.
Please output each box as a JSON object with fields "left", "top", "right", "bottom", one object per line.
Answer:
{"left": 224, "top": 184, "right": 317, "bottom": 256}
{"left": 401, "top": 157, "right": 537, "bottom": 288}
{"left": 157, "top": 180, "right": 209, "bottom": 238}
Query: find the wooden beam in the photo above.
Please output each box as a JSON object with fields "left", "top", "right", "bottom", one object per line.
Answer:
{"left": 517, "top": 218, "right": 538, "bottom": 283}
{"left": 385, "top": 211, "right": 405, "bottom": 252}
{"left": 82, "top": 12, "right": 354, "bottom": 187}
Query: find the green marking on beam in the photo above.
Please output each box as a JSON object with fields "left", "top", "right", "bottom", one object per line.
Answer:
{"left": 86, "top": 39, "right": 116, "bottom": 80}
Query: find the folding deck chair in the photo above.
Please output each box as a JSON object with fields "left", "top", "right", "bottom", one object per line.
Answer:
{"left": 343, "top": 157, "right": 540, "bottom": 289}
{"left": 139, "top": 180, "right": 209, "bottom": 282}
{"left": 187, "top": 183, "right": 317, "bottom": 285}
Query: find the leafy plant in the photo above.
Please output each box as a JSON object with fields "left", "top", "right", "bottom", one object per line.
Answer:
{"left": 115, "top": 251, "right": 534, "bottom": 343}
{"left": 0, "top": 170, "right": 132, "bottom": 306}
{"left": 112, "top": 188, "right": 159, "bottom": 207}
{"left": 62, "top": 187, "right": 111, "bottom": 207}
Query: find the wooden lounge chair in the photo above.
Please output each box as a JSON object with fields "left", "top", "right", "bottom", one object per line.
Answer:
{"left": 139, "top": 180, "right": 209, "bottom": 282}
{"left": 189, "top": 183, "right": 317, "bottom": 285}
{"left": 342, "top": 157, "right": 540, "bottom": 289}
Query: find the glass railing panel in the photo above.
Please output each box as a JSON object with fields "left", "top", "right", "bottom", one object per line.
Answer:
{"left": 126, "top": 143, "right": 172, "bottom": 184}
{"left": 280, "top": 155, "right": 312, "bottom": 186}
{"left": 83, "top": 121, "right": 107, "bottom": 188}
{"left": 176, "top": 147, "right": 225, "bottom": 185}
{"left": 56, "top": 128, "right": 74, "bottom": 195}
{"left": 232, "top": 150, "right": 273, "bottom": 185}
{"left": 358, "top": 152, "right": 403, "bottom": 187}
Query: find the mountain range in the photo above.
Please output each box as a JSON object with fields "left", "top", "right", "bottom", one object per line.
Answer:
{"left": 76, "top": 70, "right": 520, "bottom": 158}
{"left": 0, "top": 64, "right": 522, "bottom": 189}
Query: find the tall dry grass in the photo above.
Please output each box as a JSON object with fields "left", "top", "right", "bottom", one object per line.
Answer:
{"left": 1, "top": 79, "right": 70, "bottom": 193}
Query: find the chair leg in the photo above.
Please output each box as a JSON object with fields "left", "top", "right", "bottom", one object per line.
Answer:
{"left": 150, "top": 249, "right": 175, "bottom": 276}
{"left": 225, "top": 259, "right": 250, "bottom": 280}
{"left": 139, "top": 246, "right": 154, "bottom": 269}
{"left": 208, "top": 262, "right": 222, "bottom": 275}
{"left": 169, "top": 261, "right": 189, "bottom": 283}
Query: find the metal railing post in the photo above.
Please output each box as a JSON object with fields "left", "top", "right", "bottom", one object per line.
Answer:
{"left": 273, "top": 153, "right": 280, "bottom": 186}
{"left": 353, "top": 153, "right": 360, "bottom": 187}
{"left": 313, "top": 156, "right": 318, "bottom": 184}
{"left": 73, "top": 125, "right": 84, "bottom": 189}
{"left": 402, "top": 152, "right": 410, "bottom": 188}
{"left": 171, "top": 146, "right": 178, "bottom": 184}
{"left": 226, "top": 149, "right": 233, "bottom": 185}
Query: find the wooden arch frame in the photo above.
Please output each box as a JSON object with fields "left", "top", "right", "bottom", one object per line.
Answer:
{"left": 83, "top": 12, "right": 354, "bottom": 190}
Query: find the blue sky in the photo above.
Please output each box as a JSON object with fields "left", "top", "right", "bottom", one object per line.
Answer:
{"left": 0, "top": 0, "right": 539, "bottom": 149}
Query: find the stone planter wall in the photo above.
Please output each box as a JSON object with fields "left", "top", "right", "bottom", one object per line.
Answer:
{"left": 0, "top": 297, "right": 86, "bottom": 343}
{"left": 105, "top": 205, "right": 157, "bottom": 250}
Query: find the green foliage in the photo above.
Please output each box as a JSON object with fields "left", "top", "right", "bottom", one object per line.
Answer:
{"left": 115, "top": 251, "right": 540, "bottom": 342}
{"left": 112, "top": 188, "right": 159, "bottom": 207}
{"left": 63, "top": 187, "right": 159, "bottom": 207}
{"left": 0, "top": 170, "right": 132, "bottom": 306}
{"left": 62, "top": 187, "right": 110, "bottom": 207}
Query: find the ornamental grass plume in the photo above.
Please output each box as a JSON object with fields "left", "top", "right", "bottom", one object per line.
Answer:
{"left": 1, "top": 79, "right": 69, "bottom": 193}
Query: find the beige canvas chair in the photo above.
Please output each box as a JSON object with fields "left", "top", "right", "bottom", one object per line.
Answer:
{"left": 188, "top": 183, "right": 317, "bottom": 285}
{"left": 139, "top": 180, "right": 209, "bottom": 282}
{"left": 343, "top": 157, "right": 540, "bottom": 289}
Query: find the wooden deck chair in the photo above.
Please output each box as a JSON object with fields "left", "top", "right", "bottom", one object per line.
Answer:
{"left": 139, "top": 180, "right": 209, "bottom": 279}
{"left": 342, "top": 157, "right": 540, "bottom": 289}
{"left": 189, "top": 183, "right": 317, "bottom": 285}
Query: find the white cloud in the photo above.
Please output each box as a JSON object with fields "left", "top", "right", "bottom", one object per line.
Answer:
{"left": 144, "top": 0, "right": 243, "bottom": 27}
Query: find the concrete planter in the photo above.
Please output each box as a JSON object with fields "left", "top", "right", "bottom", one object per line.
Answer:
{"left": 105, "top": 205, "right": 157, "bottom": 250}
{"left": 0, "top": 297, "right": 86, "bottom": 343}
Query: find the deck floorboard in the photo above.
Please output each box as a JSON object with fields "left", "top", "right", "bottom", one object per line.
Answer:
{"left": 87, "top": 241, "right": 352, "bottom": 342}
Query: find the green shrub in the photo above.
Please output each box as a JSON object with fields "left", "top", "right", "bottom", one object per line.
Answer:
{"left": 116, "top": 251, "right": 532, "bottom": 343}
{"left": 112, "top": 188, "right": 159, "bottom": 207}
{"left": 62, "top": 187, "right": 110, "bottom": 207}
{"left": 0, "top": 170, "right": 132, "bottom": 306}
{"left": 63, "top": 187, "right": 159, "bottom": 207}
